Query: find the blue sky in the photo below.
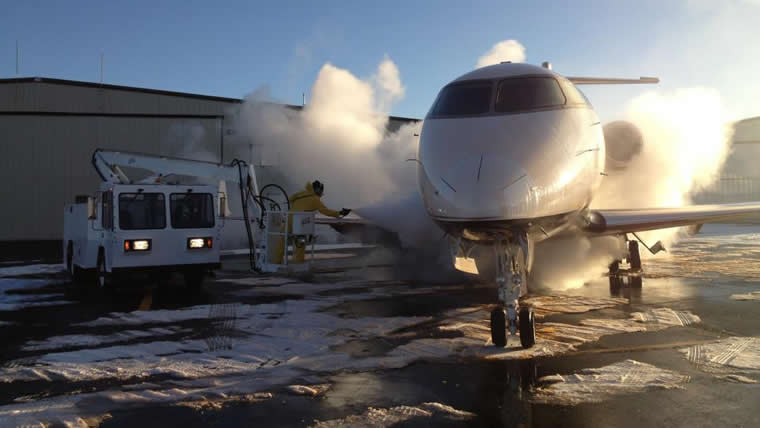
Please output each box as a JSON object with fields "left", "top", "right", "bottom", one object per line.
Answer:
{"left": 2, "top": 1, "right": 759, "bottom": 120}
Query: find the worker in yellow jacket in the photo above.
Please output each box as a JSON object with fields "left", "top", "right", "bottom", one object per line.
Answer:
{"left": 275, "top": 180, "right": 349, "bottom": 264}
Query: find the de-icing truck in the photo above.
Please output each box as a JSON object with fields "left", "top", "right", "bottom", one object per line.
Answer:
{"left": 63, "top": 149, "right": 260, "bottom": 291}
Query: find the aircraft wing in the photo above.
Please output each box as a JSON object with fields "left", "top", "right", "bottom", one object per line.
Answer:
{"left": 585, "top": 202, "right": 760, "bottom": 234}
{"left": 567, "top": 76, "right": 659, "bottom": 85}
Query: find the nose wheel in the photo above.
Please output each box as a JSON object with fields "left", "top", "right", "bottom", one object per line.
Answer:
{"left": 491, "top": 305, "right": 535, "bottom": 349}
{"left": 519, "top": 306, "right": 535, "bottom": 348}
{"left": 490, "top": 238, "right": 535, "bottom": 349}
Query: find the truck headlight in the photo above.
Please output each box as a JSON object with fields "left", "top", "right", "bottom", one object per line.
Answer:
{"left": 124, "top": 239, "right": 151, "bottom": 252}
{"left": 188, "top": 237, "right": 212, "bottom": 249}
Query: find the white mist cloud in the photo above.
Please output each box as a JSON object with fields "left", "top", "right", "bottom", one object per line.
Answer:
{"left": 531, "top": 87, "right": 733, "bottom": 289}
{"left": 476, "top": 39, "right": 526, "bottom": 68}
{"left": 234, "top": 56, "right": 420, "bottom": 212}
{"left": 372, "top": 55, "right": 406, "bottom": 113}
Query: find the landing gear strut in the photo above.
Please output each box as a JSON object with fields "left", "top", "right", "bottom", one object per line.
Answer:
{"left": 608, "top": 235, "right": 643, "bottom": 275}
{"left": 489, "top": 237, "right": 535, "bottom": 349}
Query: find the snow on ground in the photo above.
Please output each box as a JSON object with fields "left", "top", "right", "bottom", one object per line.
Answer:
{"left": 373, "top": 306, "right": 700, "bottom": 363}
{"left": 531, "top": 360, "right": 689, "bottom": 405}
{"left": 310, "top": 402, "right": 476, "bottom": 427}
{"left": 0, "top": 278, "right": 72, "bottom": 312}
{"left": 523, "top": 294, "right": 628, "bottom": 318}
{"left": 682, "top": 336, "right": 760, "bottom": 383}
{"left": 645, "top": 224, "right": 760, "bottom": 282}
{"left": 0, "top": 264, "right": 64, "bottom": 278}
{"left": 0, "top": 273, "right": 702, "bottom": 426}
{"left": 22, "top": 327, "right": 192, "bottom": 352}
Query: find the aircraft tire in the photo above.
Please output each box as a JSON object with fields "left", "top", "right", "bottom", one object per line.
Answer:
{"left": 94, "top": 249, "right": 114, "bottom": 293}
{"left": 609, "top": 260, "right": 620, "bottom": 275}
{"left": 519, "top": 306, "right": 536, "bottom": 349}
{"left": 490, "top": 307, "right": 507, "bottom": 347}
{"left": 628, "top": 241, "right": 642, "bottom": 271}
{"left": 184, "top": 268, "right": 205, "bottom": 293}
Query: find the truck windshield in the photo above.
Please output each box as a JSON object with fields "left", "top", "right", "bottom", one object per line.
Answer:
{"left": 170, "top": 193, "right": 215, "bottom": 229}
{"left": 118, "top": 193, "right": 166, "bottom": 230}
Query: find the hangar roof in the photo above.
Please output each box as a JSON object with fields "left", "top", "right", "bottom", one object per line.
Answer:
{"left": 0, "top": 76, "right": 420, "bottom": 123}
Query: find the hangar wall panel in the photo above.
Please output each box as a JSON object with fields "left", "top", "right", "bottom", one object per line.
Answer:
{"left": 0, "top": 115, "right": 221, "bottom": 241}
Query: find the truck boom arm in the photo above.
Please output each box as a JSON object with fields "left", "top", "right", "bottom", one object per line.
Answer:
{"left": 91, "top": 149, "right": 259, "bottom": 195}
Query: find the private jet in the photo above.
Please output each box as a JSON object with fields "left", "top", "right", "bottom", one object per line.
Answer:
{"left": 328, "top": 61, "right": 760, "bottom": 349}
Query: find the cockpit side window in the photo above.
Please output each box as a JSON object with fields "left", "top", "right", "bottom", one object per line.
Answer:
{"left": 495, "top": 77, "right": 566, "bottom": 113}
{"left": 430, "top": 81, "right": 493, "bottom": 117}
{"left": 559, "top": 78, "right": 591, "bottom": 106}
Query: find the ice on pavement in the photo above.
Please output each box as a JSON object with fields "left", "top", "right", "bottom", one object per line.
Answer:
{"left": 730, "top": 291, "right": 760, "bottom": 301}
{"left": 532, "top": 359, "right": 689, "bottom": 405}
{"left": 310, "top": 402, "right": 476, "bottom": 427}
{"left": 682, "top": 336, "right": 760, "bottom": 383}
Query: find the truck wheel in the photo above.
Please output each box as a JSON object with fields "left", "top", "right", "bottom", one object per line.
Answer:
{"left": 95, "top": 250, "right": 109, "bottom": 290}
{"left": 184, "top": 268, "right": 204, "bottom": 293}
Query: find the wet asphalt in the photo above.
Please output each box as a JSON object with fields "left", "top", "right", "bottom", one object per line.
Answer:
{"left": 1, "top": 242, "right": 760, "bottom": 427}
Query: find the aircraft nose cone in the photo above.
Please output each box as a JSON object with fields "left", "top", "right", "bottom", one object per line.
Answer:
{"left": 431, "top": 153, "right": 535, "bottom": 219}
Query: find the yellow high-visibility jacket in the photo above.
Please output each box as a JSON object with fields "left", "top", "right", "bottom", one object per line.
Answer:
{"left": 289, "top": 182, "right": 341, "bottom": 218}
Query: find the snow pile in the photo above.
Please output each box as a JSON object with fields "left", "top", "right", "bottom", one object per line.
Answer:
{"left": 532, "top": 360, "right": 689, "bottom": 405}
{"left": 311, "top": 402, "right": 475, "bottom": 427}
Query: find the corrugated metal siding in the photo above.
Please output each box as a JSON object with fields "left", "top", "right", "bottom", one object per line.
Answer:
{"left": 0, "top": 81, "right": 233, "bottom": 115}
{"left": 0, "top": 115, "right": 222, "bottom": 241}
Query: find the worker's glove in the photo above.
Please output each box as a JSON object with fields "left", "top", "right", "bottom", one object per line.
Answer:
{"left": 339, "top": 208, "right": 351, "bottom": 217}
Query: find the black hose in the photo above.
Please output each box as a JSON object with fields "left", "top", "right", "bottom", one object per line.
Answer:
{"left": 253, "top": 195, "right": 281, "bottom": 211}
{"left": 232, "top": 159, "right": 258, "bottom": 271}
{"left": 260, "top": 184, "right": 290, "bottom": 210}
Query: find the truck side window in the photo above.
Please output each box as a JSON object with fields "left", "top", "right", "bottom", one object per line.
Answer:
{"left": 102, "top": 191, "right": 113, "bottom": 230}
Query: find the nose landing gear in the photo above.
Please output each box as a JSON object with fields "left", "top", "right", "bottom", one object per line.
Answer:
{"left": 489, "top": 238, "right": 535, "bottom": 349}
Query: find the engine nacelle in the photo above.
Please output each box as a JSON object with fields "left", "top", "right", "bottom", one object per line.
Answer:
{"left": 603, "top": 121, "right": 643, "bottom": 170}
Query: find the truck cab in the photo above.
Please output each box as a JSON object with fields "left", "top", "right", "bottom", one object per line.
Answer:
{"left": 64, "top": 181, "right": 223, "bottom": 290}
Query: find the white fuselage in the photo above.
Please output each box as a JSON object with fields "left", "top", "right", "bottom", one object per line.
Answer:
{"left": 418, "top": 63, "right": 605, "bottom": 240}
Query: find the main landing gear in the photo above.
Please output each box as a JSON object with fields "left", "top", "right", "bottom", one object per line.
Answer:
{"left": 609, "top": 236, "right": 643, "bottom": 274}
{"left": 489, "top": 238, "right": 535, "bottom": 349}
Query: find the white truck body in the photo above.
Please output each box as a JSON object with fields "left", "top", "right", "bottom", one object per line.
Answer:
{"left": 63, "top": 182, "right": 223, "bottom": 277}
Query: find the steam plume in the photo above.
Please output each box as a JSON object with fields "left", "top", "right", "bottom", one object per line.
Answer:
{"left": 234, "top": 56, "right": 420, "bottom": 211}
{"left": 531, "top": 88, "right": 733, "bottom": 289}
{"left": 476, "top": 39, "right": 526, "bottom": 68}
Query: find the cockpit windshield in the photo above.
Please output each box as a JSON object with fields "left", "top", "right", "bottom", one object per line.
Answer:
{"left": 429, "top": 75, "right": 589, "bottom": 119}
{"left": 495, "top": 77, "right": 566, "bottom": 113}
{"left": 430, "top": 81, "right": 493, "bottom": 117}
